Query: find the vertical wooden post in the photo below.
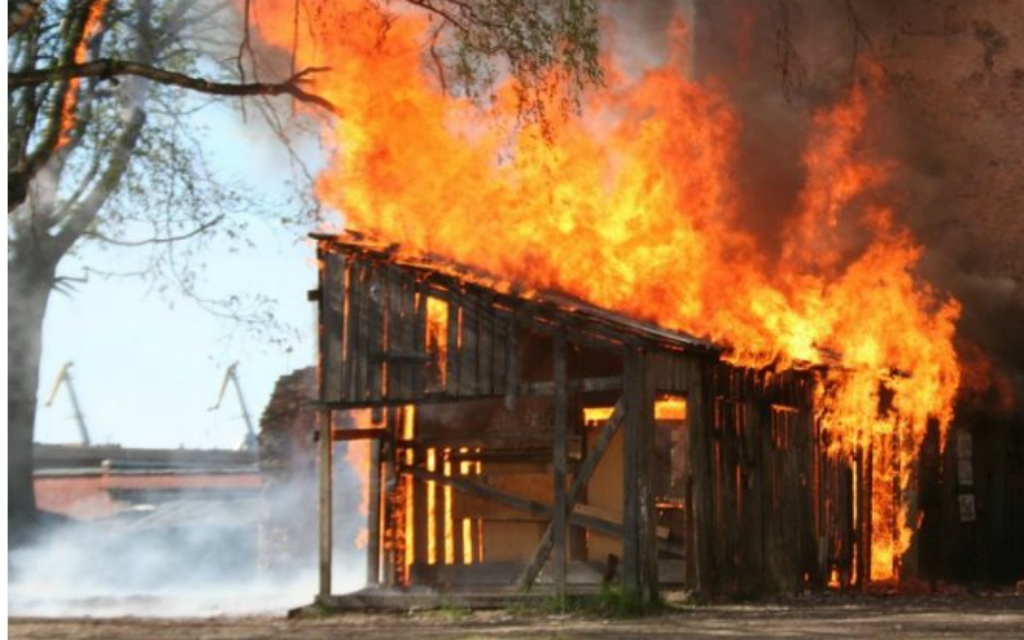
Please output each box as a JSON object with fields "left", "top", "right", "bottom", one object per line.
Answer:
{"left": 622, "top": 347, "right": 638, "bottom": 593}
{"left": 413, "top": 447, "right": 429, "bottom": 578}
{"left": 552, "top": 329, "right": 568, "bottom": 604}
{"left": 693, "top": 361, "right": 717, "bottom": 595}
{"left": 504, "top": 311, "right": 520, "bottom": 411}
{"left": 639, "top": 349, "right": 658, "bottom": 600}
{"left": 367, "top": 436, "right": 382, "bottom": 586}
{"left": 318, "top": 411, "right": 334, "bottom": 599}
{"left": 382, "top": 408, "right": 398, "bottom": 587}
{"left": 622, "top": 343, "right": 656, "bottom": 600}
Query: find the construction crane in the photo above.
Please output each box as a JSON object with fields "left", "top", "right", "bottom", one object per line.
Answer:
{"left": 45, "top": 361, "right": 92, "bottom": 447}
{"left": 209, "top": 361, "right": 257, "bottom": 452}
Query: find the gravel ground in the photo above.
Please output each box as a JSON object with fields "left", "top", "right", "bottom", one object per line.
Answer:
{"left": 10, "top": 593, "right": 1024, "bottom": 639}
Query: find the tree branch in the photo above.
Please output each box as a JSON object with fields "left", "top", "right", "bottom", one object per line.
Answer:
{"left": 86, "top": 214, "right": 225, "bottom": 246}
{"left": 9, "top": 60, "right": 342, "bottom": 116}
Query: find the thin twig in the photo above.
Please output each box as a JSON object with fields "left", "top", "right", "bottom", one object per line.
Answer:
{"left": 86, "top": 214, "right": 225, "bottom": 246}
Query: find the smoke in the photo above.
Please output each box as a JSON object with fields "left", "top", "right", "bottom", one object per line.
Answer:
{"left": 10, "top": 437, "right": 368, "bottom": 618}
{"left": 9, "top": 492, "right": 366, "bottom": 618}
{"left": 8, "top": 487, "right": 366, "bottom": 618}
{"left": 679, "top": 0, "right": 1024, "bottom": 411}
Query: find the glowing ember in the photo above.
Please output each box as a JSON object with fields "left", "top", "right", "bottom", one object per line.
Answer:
{"left": 402, "top": 406, "right": 416, "bottom": 576}
{"left": 253, "top": 2, "right": 961, "bottom": 582}
{"left": 426, "top": 447, "right": 437, "bottom": 565}
{"left": 426, "top": 296, "right": 449, "bottom": 387}
{"left": 345, "top": 409, "right": 374, "bottom": 549}
{"left": 655, "top": 397, "right": 688, "bottom": 422}
{"left": 583, "top": 406, "right": 615, "bottom": 424}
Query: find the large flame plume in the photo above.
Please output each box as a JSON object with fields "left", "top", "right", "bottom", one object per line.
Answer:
{"left": 252, "top": 1, "right": 961, "bottom": 582}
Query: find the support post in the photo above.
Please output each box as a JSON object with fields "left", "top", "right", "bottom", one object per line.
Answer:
{"left": 367, "top": 436, "right": 382, "bottom": 586}
{"left": 318, "top": 410, "right": 334, "bottom": 599}
{"left": 552, "top": 329, "right": 568, "bottom": 604}
{"left": 622, "top": 343, "right": 657, "bottom": 601}
{"left": 516, "top": 400, "right": 625, "bottom": 590}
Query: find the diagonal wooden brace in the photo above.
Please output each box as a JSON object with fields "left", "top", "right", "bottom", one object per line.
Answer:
{"left": 516, "top": 399, "right": 626, "bottom": 591}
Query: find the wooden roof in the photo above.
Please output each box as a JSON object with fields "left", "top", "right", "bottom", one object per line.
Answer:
{"left": 312, "top": 231, "right": 721, "bottom": 355}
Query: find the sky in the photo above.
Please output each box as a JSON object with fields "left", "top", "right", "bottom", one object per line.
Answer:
{"left": 33, "top": 103, "right": 330, "bottom": 450}
{"left": 25, "top": 1, "right": 692, "bottom": 452}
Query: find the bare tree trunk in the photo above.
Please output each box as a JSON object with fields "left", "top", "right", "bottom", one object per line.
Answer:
{"left": 8, "top": 249, "right": 57, "bottom": 547}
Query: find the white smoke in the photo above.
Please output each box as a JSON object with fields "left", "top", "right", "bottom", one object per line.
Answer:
{"left": 9, "top": 455, "right": 368, "bottom": 618}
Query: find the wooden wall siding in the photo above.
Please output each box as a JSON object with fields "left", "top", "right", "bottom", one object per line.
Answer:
{"left": 647, "top": 361, "right": 829, "bottom": 597}
{"left": 319, "top": 252, "right": 346, "bottom": 403}
{"left": 318, "top": 247, "right": 531, "bottom": 406}
{"left": 316, "top": 240, "right": 861, "bottom": 599}
{"left": 316, "top": 241, "right": 720, "bottom": 410}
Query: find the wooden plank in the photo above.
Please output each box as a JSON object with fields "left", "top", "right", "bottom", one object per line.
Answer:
{"left": 356, "top": 262, "right": 372, "bottom": 401}
{"left": 552, "top": 329, "right": 568, "bottom": 602}
{"left": 504, "top": 313, "right": 519, "bottom": 410}
{"left": 515, "top": 401, "right": 626, "bottom": 590}
{"left": 469, "top": 517, "right": 480, "bottom": 564}
{"left": 412, "top": 448, "right": 429, "bottom": 571}
{"left": 318, "top": 411, "right": 333, "bottom": 597}
{"left": 368, "top": 264, "right": 385, "bottom": 403}
{"left": 638, "top": 349, "right": 658, "bottom": 600}
{"left": 382, "top": 408, "right": 398, "bottom": 587}
{"left": 573, "top": 503, "right": 671, "bottom": 540}
{"left": 345, "top": 261, "right": 363, "bottom": 401}
{"left": 412, "top": 283, "right": 428, "bottom": 397}
{"left": 331, "top": 427, "right": 388, "bottom": 441}
{"left": 446, "top": 289, "right": 460, "bottom": 396}
{"left": 452, "top": 483, "right": 465, "bottom": 566}
{"left": 478, "top": 293, "right": 494, "bottom": 397}
{"left": 400, "top": 272, "right": 417, "bottom": 400}
{"left": 367, "top": 438, "right": 382, "bottom": 585}
{"left": 744, "top": 395, "right": 765, "bottom": 591}
{"left": 321, "top": 252, "right": 346, "bottom": 403}
{"left": 688, "top": 358, "right": 714, "bottom": 594}
{"left": 493, "top": 310, "right": 508, "bottom": 393}
{"left": 621, "top": 344, "right": 641, "bottom": 596}
{"left": 409, "top": 467, "right": 548, "bottom": 519}
{"left": 410, "top": 465, "right": 686, "bottom": 557}
{"left": 460, "top": 290, "right": 478, "bottom": 395}
{"left": 519, "top": 376, "right": 622, "bottom": 396}
{"left": 435, "top": 449, "right": 447, "bottom": 567}
{"left": 386, "top": 266, "right": 403, "bottom": 400}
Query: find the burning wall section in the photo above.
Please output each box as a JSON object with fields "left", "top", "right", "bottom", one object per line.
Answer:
{"left": 308, "top": 235, "right": 928, "bottom": 598}
{"left": 248, "top": 1, "right": 964, "bottom": 590}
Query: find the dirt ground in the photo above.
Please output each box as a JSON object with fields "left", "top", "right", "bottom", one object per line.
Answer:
{"left": 10, "top": 594, "right": 1024, "bottom": 639}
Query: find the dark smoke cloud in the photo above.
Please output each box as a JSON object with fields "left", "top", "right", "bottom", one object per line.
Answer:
{"left": 683, "top": 0, "right": 1024, "bottom": 410}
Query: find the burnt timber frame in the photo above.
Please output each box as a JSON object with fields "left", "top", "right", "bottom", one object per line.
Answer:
{"left": 312, "top": 233, "right": 854, "bottom": 602}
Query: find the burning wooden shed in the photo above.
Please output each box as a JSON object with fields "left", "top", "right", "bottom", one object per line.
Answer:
{"left": 310, "top": 232, "right": 857, "bottom": 603}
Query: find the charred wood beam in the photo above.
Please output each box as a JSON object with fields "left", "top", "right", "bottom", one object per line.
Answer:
{"left": 331, "top": 427, "right": 388, "bottom": 441}
{"left": 318, "top": 411, "right": 334, "bottom": 599}
{"left": 367, "top": 438, "right": 382, "bottom": 585}
{"left": 517, "top": 399, "right": 625, "bottom": 591}
{"left": 408, "top": 467, "right": 547, "bottom": 518}
{"left": 519, "top": 376, "right": 621, "bottom": 396}
{"left": 504, "top": 310, "right": 521, "bottom": 410}
{"left": 373, "top": 350, "right": 432, "bottom": 362}
{"left": 402, "top": 463, "right": 687, "bottom": 559}
{"left": 309, "top": 376, "right": 621, "bottom": 408}
{"left": 552, "top": 329, "right": 568, "bottom": 602}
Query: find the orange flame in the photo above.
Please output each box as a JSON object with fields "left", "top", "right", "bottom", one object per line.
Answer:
{"left": 254, "top": 3, "right": 961, "bottom": 583}
{"left": 344, "top": 409, "right": 374, "bottom": 549}
{"left": 59, "top": 0, "right": 110, "bottom": 148}
{"left": 426, "top": 296, "right": 449, "bottom": 387}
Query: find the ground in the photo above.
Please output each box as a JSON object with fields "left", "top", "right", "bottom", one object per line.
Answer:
{"left": 10, "top": 593, "right": 1024, "bottom": 639}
